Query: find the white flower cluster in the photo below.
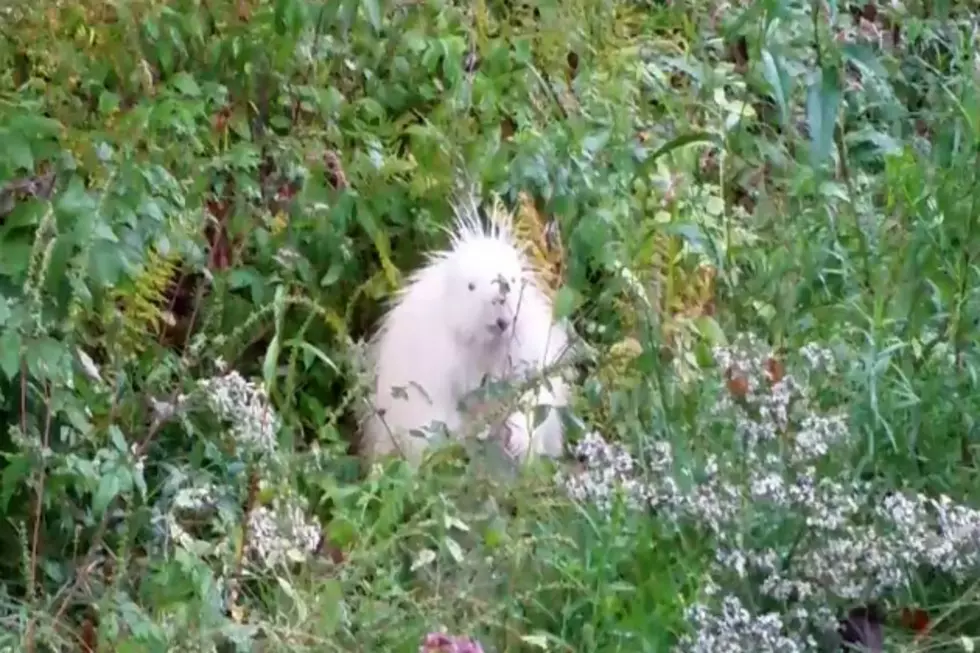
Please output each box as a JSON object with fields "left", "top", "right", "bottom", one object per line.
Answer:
{"left": 682, "top": 593, "right": 816, "bottom": 653}
{"left": 710, "top": 333, "right": 848, "bottom": 463}
{"left": 151, "top": 365, "right": 323, "bottom": 574}
{"left": 195, "top": 369, "right": 281, "bottom": 455}
{"left": 881, "top": 492, "right": 980, "bottom": 583}
{"left": 561, "top": 334, "right": 980, "bottom": 651}
{"left": 559, "top": 431, "right": 678, "bottom": 514}
{"left": 246, "top": 492, "right": 322, "bottom": 570}
{"left": 153, "top": 479, "right": 322, "bottom": 575}
{"left": 173, "top": 482, "right": 223, "bottom": 514}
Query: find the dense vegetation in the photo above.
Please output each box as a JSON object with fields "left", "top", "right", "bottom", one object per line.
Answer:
{"left": 1, "top": 0, "right": 979, "bottom": 650}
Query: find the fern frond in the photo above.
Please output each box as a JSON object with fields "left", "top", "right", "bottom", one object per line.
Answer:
{"left": 112, "top": 245, "right": 181, "bottom": 356}
{"left": 508, "top": 191, "right": 565, "bottom": 299}
{"left": 269, "top": 210, "right": 288, "bottom": 236}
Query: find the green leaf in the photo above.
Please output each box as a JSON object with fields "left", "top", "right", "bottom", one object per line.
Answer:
{"left": 172, "top": 72, "right": 201, "bottom": 97}
{"left": 263, "top": 334, "right": 282, "bottom": 394}
{"left": 582, "top": 129, "right": 611, "bottom": 157}
{"left": 695, "top": 315, "right": 728, "bottom": 346}
{"left": 273, "top": 284, "right": 287, "bottom": 329}
{"left": 0, "top": 330, "right": 21, "bottom": 379}
{"left": 0, "top": 453, "right": 32, "bottom": 512}
{"left": 724, "top": 0, "right": 768, "bottom": 36}
{"left": 664, "top": 222, "right": 709, "bottom": 254}
{"left": 444, "top": 535, "right": 464, "bottom": 563}
{"left": 760, "top": 49, "right": 790, "bottom": 127}
{"left": 17, "top": 115, "right": 63, "bottom": 138}
{"left": 92, "top": 221, "right": 118, "bottom": 242}
{"left": 705, "top": 195, "right": 725, "bottom": 216}
{"left": 847, "top": 127, "right": 903, "bottom": 157}
{"left": 3, "top": 202, "right": 45, "bottom": 229}
{"left": 132, "top": 463, "right": 147, "bottom": 499}
{"left": 4, "top": 133, "right": 34, "bottom": 170}
{"left": 0, "top": 297, "right": 10, "bottom": 327}
{"left": 88, "top": 240, "right": 127, "bottom": 287}
{"left": 552, "top": 285, "right": 580, "bottom": 320}
{"left": 93, "top": 468, "right": 122, "bottom": 517}
{"left": 806, "top": 66, "right": 842, "bottom": 169}
{"left": 228, "top": 268, "right": 259, "bottom": 290}
{"left": 842, "top": 43, "right": 889, "bottom": 81}
{"left": 109, "top": 425, "right": 128, "bottom": 453}
{"left": 320, "top": 261, "right": 343, "bottom": 287}
{"left": 317, "top": 578, "right": 344, "bottom": 635}
{"left": 45, "top": 236, "right": 74, "bottom": 295}
{"left": 27, "top": 337, "right": 70, "bottom": 383}
{"left": 56, "top": 176, "right": 97, "bottom": 216}
{"left": 230, "top": 114, "right": 252, "bottom": 140}
{"left": 285, "top": 340, "right": 339, "bottom": 374}
{"left": 361, "top": 0, "right": 382, "bottom": 32}
{"left": 0, "top": 236, "right": 32, "bottom": 279}
{"left": 645, "top": 131, "right": 724, "bottom": 166}
{"left": 98, "top": 91, "right": 121, "bottom": 116}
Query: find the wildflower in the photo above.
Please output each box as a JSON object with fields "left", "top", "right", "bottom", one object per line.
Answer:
{"left": 558, "top": 431, "right": 676, "bottom": 513}
{"left": 677, "top": 595, "right": 815, "bottom": 653}
{"left": 562, "top": 333, "right": 980, "bottom": 649}
{"left": 196, "top": 370, "right": 281, "bottom": 454}
{"left": 246, "top": 492, "right": 322, "bottom": 570}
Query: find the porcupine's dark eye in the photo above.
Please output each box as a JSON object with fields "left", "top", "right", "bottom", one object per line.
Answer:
{"left": 468, "top": 282, "right": 476, "bottom": 291}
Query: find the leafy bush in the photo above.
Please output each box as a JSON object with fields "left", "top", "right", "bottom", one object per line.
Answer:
{"left": 1, "top": 0, "right": 979, "bottom": 651}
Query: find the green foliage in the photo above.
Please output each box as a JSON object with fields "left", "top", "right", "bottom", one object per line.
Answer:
{"left": 1, "top": 0, "right": 980, "bottom": 650}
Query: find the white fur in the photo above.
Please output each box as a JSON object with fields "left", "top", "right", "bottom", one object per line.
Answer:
{"left": 358, "top": 201, "right": 571, "bottom": 466}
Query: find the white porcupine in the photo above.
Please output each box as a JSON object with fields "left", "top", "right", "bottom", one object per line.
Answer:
{"left": 358, "top": 199, "right": 572, "bottom": 466}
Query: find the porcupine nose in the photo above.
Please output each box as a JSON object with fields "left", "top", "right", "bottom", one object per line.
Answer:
{"left": 494, "top": 276, "right": 511, "bottom": 294}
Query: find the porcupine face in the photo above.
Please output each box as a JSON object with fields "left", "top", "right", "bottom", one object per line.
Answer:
{"left": 442, "top": 235, "right": 525, "bottom": 350}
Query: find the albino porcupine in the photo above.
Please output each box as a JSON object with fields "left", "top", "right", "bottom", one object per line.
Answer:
{"left": 357, "top": 197, "right": 572, "bottom": 466}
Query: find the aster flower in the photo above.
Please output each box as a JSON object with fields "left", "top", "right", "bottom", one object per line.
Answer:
{"left": 560, "top": 334, "right": 980, "bottom": 650}
{"left": 196, "top": 370, "right": 281, "bottom": 455}
{"left": 245, "top": 491, "right": 322, "bottom": 570}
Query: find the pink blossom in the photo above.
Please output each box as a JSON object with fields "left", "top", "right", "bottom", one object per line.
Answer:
{"left": 419, "top": 632, "right": 485, "bottom": 653}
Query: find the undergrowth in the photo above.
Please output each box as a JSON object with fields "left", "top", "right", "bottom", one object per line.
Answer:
{"left": 1, "top": 0, "right": 979, "bottom": 651}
